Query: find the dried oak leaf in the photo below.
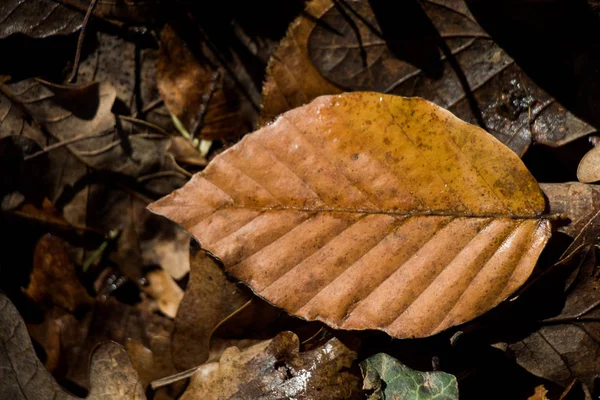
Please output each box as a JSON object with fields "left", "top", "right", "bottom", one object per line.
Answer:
{"left": 172, "top": 250, "right": 250, "bottom": 370}
{"left": 361, "top": 353, "right": 458, "bottom": 400}
{"left": 25, "top": 234, "right": 93, "bottom": 313}
{"left": 179, "top": 331, "right": 362, "bottom": 400}
{"left": 508, "top": 245, "right": 600, "bottom": 389}
{"left": 0, "top": 0, "right": 83, "bottom": 39}
{"left": 263, "top": 0, "right": 595, "bottom": 156}
{"left": 0, "top": 293, "right": 145, "bottom": 399}
{"left": 150, "top": 92, "right": 551, "bottom": 339}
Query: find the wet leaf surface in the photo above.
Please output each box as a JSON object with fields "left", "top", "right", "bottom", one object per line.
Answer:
{"left": 0, "top": 293, "right": 146, "bottom": 399}
{"left": 179, "top": 331, "right": 363, "bottom": 400}
{"left": 361, "top": 353, "right": 458, "bottom": 400}
{"left": 150, "top": 92, "right": 551, "bottom": 339}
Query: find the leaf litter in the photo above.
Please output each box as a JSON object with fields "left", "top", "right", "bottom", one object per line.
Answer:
{"left": 2, "top": 1, "right": 600, "bottom": 399}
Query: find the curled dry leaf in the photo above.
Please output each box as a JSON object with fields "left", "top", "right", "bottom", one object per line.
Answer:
{"left": 361, "top": 353, "right": 459, "bottom": 400}
{"left": 577, "top": 145, "right": 600, "bottom": 183}
{"left": 508, "top": 245, "right": 600, "bottom": 389}
{"left": 0, "top": 293, "right": 145, "bottom": 399}
{"left": 25, "top": 234, "right": 93, "bottom": 313}
{"left": 150, "top": 92, "right": 551, "bottom": 338}
{"left": 263, "top": 0, "right": 595, "bottom": 156}
{"left": 172, "top": 250, "right": 250, "bottom": 370}
{"left": 179, "top": 331, "right": 362, "bottom": 400}
{"left": 0, "top": 0, "right": 83, "bottom": 39}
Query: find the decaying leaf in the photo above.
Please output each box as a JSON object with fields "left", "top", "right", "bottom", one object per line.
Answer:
{"left": 0, "top": 0, "right": 83, "bottom": 39}
{"left": 157, "top": 25, "right": 253, "bottom": 141}
{"left": 179, "top": 331, "right": 362, "bottom": 400}
{"left": 577, "top": 145, "right": 600, "bottom": 183}
{"left": 28, "top": 295, "right": 174, "bottom": 393}
{"left": 361, "top": 353, "right": 458, "bottom": 400}
{"left": 172, "top": 250, "right": 250, "bottom": 370}
{"left": 150, "top": 92, "right": 551, "bottom": 338}
{"left": 0, "top": 293, "right": 145, "bottom": 399}
{"left": 508, "top": 245, "right": 600, "bottom": 389}
{"left": 263, "top": 0, "right": 595, "bottom": 156}
{"left": 25, "top": 234, "right": 93, "bottom": 313}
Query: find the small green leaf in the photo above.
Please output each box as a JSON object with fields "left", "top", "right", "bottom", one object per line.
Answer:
{"left": 360, "top": 353, "right": 458, "bottom": 400}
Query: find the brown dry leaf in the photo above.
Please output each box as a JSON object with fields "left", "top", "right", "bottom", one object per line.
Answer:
{"left": 508, "top": 245, "right": 600, "bottom": 389}
{"left": 141, "top": 224, "right": 191, "bottom": 280}
{"left": 28, "top": 296, "right": 174, "bottom": 393}
{"left": 263, "top": 0, "right": 595, "bottom": 156}
{"left": 157, "top": 24, "right": 253, "bottom": 141}
{"left": 60, "top": 0, "right": 160, "bottom": 24}
{"left": 179, "top": 331, "right": 362, "bottom": 400}
{"left": 0, "top": 0, "right": 83, "bottom": 39}
{"left": 528, "top": 385, "right": 550, "bottom": 400}
{"left": 0, "top": 293, "right": 146, "bottom": 399}
{"left": 577, "top": 145, "right": 600, "bottom": 183}
{"left": 25, "top": 234, "right": 93, "bottom": 313}
{"left": 126, "top": 336, "right": 183, "bottom": 400}
{"left": 261, "top": 0, "right": 341, "bottom": 124}
{"left": 150, "top": 92, "right": 551, "bottom": 339}
{"left": 77, "top": 31, "right": 173, "bottom": 131}
{"left": 143, "top": 268, "right": 184, "bottom": 318}
{"left": 539, "top": 182, "right": 600, "bottom": 250}
{"left": 172, "top": 250, "right": 250, "bottom": 370}
{"left": 169, "top": 136, "right": 208, "bottom": 168}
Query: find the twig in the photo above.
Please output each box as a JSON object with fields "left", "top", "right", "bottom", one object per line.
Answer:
{"left": 24, "top": 131, "right": 114, "bottom": 160}
{"left": 67, "top": 0, "right": 99, "bottom": 83}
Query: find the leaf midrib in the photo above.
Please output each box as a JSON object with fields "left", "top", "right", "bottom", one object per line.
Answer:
{"left": 227, "top": 205, "right": 545, "bottom": 220}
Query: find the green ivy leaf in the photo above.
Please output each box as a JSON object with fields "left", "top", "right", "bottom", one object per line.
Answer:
{"left": 360, "top": 353, "right": 458, "bottom": 400}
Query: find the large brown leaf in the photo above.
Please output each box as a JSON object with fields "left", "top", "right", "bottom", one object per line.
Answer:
{"left": 150, "top": 92, "right": 551, "bottom": 338}
{"left": 263, "top": 0, "right": 595, "bottom": 156}
{"left": 0, "top": 294, "right": 145, "bottom": 399}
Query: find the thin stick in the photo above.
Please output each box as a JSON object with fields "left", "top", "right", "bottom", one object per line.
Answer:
{"left": 67, "top": 0, "right": 99, "bottom": 83}
{"left": 24, "top": 131, "right": 114, "bottom": 161}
